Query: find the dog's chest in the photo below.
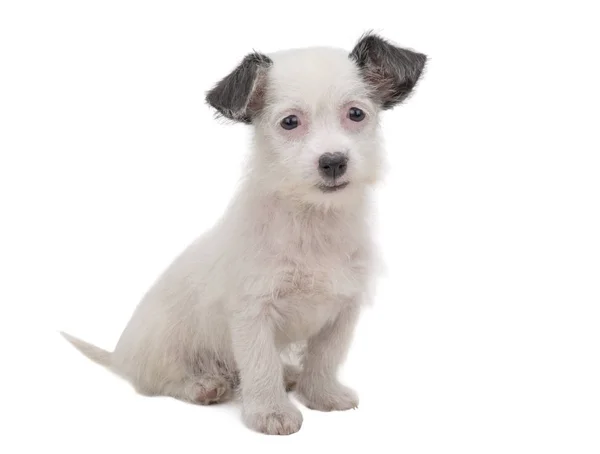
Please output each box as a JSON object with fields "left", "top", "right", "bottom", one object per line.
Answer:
{"left": 272, "top": 248, "right": 368, "bottom": 299}
{"left": 271, "top": 257, "right": 366, "bottom": 343}
{"left": 266, "top": 221, "right": 371, "bottom": 342}
{"left": 231, "top": 201, "right": 374, "bottom": 342}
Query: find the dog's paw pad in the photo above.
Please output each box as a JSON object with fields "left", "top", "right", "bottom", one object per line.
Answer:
{"left": 189, "top": 377, "right": 230, "bottom": 405}
{"left": 283, "top": 364, "right": 301, "bottom": 391}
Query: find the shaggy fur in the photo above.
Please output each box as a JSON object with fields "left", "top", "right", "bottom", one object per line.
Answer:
{"left": 62, "top": 32, "right": 427, "bottom": 435}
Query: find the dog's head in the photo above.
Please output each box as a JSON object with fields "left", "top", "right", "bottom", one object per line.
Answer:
{"left": 206, "top": 33, "right": 427, "bottom": 206}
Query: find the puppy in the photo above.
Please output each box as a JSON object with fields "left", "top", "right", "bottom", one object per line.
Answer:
{"left": 62, "top": 32, "right": 426, "bottom": 435}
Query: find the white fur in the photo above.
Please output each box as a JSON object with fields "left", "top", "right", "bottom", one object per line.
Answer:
{"left": 63, "top": 46, "right": 386, "bottom": 435}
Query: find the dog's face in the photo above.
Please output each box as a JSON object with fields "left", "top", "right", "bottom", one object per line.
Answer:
{"left": 254, "top": 47, "right": 382, "bottom": 204}
{"left": 206, "top": 33, "right": 427, "bottom": 206}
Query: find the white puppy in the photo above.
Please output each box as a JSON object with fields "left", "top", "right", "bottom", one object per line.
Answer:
{"left": 62, "top": 32, "right": 426, "bottom": 435}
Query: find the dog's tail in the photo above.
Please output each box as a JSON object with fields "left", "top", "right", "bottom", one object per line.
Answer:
{"left": 60, "top": 331, "right": 112, "bottom": 368}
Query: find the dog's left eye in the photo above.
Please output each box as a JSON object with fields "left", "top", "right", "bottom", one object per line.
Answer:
{"left": 348, "top": 107, "right": 365, "bottom": 122}
{"left": 280, "top": 115, "right": 299, "bottom": 130}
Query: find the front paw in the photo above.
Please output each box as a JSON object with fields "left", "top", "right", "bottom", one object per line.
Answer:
{"left": 243, "top": 403, "right": 303, "bottom": 435}
{"left": 296, "top": 379, "right": 359, "bottom": 411}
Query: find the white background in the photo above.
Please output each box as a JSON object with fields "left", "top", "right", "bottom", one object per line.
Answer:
{"left": 1, "top": 1, "right": 599, "bottom": 453}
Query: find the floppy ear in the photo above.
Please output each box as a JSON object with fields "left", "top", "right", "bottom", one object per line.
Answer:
{"left": 205, "top": 52, "right": 272, "bottom": 123}
{"left": 350, "top": 33, "right": 427, "bottom": 109}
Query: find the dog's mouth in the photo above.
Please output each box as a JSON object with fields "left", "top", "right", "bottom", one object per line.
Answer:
{"left": 318, "top": 182, "right": 349, "bottom": 193}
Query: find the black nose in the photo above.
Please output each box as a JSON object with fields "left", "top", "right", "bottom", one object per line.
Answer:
{"left": 319, "top": 152, "right": 348, "bottom": 179}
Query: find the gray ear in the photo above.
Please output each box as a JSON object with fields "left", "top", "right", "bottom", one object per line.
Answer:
{"left": 350, "top": 33, "right": 427, "bottom": 109}
{"left": 205, "top": 52, "right": 272, "bottom": 123}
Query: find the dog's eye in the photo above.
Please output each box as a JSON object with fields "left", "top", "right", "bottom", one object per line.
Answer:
{"left": 280, "top": 115, "right": 299, "bottom": 130}
{"left": 348, "top": 107, "right": 365, "bottom": 122}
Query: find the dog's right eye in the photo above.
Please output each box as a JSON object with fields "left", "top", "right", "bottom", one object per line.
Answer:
{"left": 280, "top": 115, "right": 299, "bottom": 130}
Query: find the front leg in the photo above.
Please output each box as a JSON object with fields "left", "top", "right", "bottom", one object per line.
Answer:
{"left": 230, "top": 303, "right": 303, "bottom": 435}
{"left": 297, "top": 302, "right": 361, "bottom": 411}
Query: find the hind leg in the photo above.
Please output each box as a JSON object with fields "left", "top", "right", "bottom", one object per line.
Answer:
{"left": 159, "top": 374, "right": 234, "bottom": 405}
{"left": 155, "top": 364, "right": 296, "bottom": 403}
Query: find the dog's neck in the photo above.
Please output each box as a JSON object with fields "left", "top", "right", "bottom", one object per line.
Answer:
{"left": 226, "top": 176, "right": 372, "bottom": 258}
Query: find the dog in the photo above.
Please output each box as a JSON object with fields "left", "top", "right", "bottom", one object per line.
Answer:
{"left": 61, "top": 32, "right": 427, "bottom": 435}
